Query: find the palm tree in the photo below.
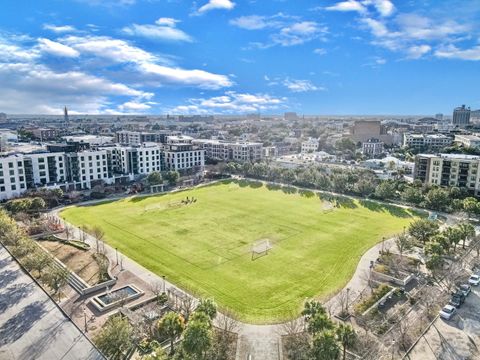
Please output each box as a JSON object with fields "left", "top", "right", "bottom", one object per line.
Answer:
{"left": 157, "top": 312, "right": 185, "bottom": 355}
{"left": 336, "top": 323, "right": 356, "bottom": 360}
{"left": 310, "top": 331, "right": 340, "bottom": 360}
{"left": 458, "top": 222, "right": 475, "bottom": 249}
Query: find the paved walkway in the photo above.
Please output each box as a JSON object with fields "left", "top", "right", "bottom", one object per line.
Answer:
{"left": 0, "top": 245, "right": 104, "bottom": 360}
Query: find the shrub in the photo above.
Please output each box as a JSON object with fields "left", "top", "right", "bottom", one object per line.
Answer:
{"left": 354, "top": 284, "right": 391, "bottom": 314}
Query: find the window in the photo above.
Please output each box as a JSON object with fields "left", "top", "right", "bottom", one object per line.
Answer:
{"left": 0, "top": 186, "right": 5, "bottom": 192}
{"left": 11, "top": 185, "right": 16, "bottom": 190}
{"left": 8, "top": 163, "right": 13, "bottom": 168}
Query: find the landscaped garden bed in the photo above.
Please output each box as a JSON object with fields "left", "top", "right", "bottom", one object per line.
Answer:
{"left": 39, "top": 240, "right": 106, "bottom": 285}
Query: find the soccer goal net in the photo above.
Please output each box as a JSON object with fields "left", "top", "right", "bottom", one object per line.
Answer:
{"left": 251, "top": 239, "right": 272, "bottom": 257}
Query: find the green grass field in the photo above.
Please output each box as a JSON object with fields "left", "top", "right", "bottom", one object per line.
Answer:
{"left": 61, "top": 180, "right": 417, "bottom": 324}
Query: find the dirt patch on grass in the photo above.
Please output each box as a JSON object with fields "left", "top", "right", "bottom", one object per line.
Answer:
{"left": 40, "top": 240, "right": 101, "bottom": 285}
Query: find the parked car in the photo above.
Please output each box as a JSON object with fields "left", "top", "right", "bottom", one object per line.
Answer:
{"left": 449, "top": 292, "right": 465, "bottom": 308}
{"left": 469, "top": 274, "right": 480, "bottom": 286}
{"left": 439, "top": 305, "right": 457, "bottom": 320}
{"left": 459, "top": 284, "right": 471, "bottom": 297}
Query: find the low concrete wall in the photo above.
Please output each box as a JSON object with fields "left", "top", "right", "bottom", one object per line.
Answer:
{"left": 82, "top": 279, "right": 117, "bottom": 296}
{"left": 371, "top": 270, "right": 414, "bottom": 287}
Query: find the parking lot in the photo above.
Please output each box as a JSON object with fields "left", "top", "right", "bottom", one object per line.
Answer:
{"left": 408, "top": 283, "right": 480, "bottom": 359}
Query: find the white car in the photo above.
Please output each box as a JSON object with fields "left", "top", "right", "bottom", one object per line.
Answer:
{"left": 439, "top": 305, "right": 457, "bottom": 320}
{"left": 469, "top": 275, "right": 480, "bottom": 286}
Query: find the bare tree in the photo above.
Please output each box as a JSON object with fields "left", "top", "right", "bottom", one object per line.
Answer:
{"left": 64, "top": 224, "right": 73, "bottom": 240}
{"left": 335, "top": 289, "right": 351, "bottom": 318}
{"left": 179, "top": 295, "right": 196, "bottom": 322}
{"left": 395, "top": 232, "right": 413, "bottom": 260}
{"left": 91, "top": 226, "right": 105, "bottom": 253}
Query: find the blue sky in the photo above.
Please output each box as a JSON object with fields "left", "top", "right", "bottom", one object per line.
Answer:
{"left": 0, "top": 0, "right": 479, "bottom": 115}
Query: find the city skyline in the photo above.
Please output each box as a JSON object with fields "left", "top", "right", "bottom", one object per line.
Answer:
{"left": 1, "top": 0, "right": 480, "bottom": 115}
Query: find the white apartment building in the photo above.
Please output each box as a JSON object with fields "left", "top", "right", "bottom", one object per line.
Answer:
{"left": 164, "top": 136, "right": 205, "bottom": 172}
{"left": 301, "top": 138, "right": 320, "bottom": 154}
{"left": 77, "top": 150, "right": 111, "bottom": 188}
{"left": 0, "top": 155, "right": 27, "bottom": 200}
{"left": 414, "top": 153, "right": 480, "bottom": 195}
{"left": 192, "top": 139, "right": 263, "bottom": 162}
{"left": 454, "top": 134, "right": 480, "bottom": 149}
{"left": 28, "top": 152, "right": 67, "bottom": 186}
{"left": 403, "top": 133, "right": 452, "bottom": 150}
{"left": 114, "top": 143, "right": 162, "bottom": 176}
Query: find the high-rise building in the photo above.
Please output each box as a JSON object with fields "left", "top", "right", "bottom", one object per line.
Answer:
{"left": 435, "top": 113, "right": 443, "bottom": 121}
{"left": 453, "top": 105, "right": 471, "bottom": 127}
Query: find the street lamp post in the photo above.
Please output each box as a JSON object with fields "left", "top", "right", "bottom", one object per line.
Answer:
{"left": 115, "top": 248, "right": 119, "bottom": 266}
{"left": 391, "top": 340, "right": 396, "bottom": 360}
{"left": 346, "top": 287, "right": 350, "bottom": 314}
{"left": 162, "top": 275, "right": 166, "bottom": 293}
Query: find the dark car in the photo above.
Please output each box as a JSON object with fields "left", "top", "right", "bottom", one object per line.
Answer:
{"left": 449, "top": 291, "right": 465, "bottom": 308}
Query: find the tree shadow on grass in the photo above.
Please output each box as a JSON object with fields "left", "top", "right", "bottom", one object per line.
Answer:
{"left": 282, "top": 186, "right": 298, "bottom": 195}
{"left": 299, "top": 190, "right": 315, "bottom": 198}
{"left": 359, "top": 200, "right": 412, "bottom": 218}
{"left": 248, "top": 181, "right": 263, "bottom": 189}
{"left": 334, "top": 197, "right": 357, "bottom": 209}
{"left": 266, "top": 183, "right": 282, "bottom": 191}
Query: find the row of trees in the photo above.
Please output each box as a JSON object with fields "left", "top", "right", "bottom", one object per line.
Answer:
{"left": 283, "top": 300, "right": 357, "bottom": 360}
{"left": 146, "top": 171, "right": 180, "bottom": 187}
{"left": 95, "top": 298, "right": 235, "bottom": 360}
{"left": 5, "top": 197, "right": 46, "bottom": 214}
{"left": 0, "top": 210, "right": 69, "bottom": 299}
{"left": 221, "top": 161, "right": 480, "bottom": 215}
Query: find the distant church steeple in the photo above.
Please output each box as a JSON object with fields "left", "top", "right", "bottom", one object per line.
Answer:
{"left": 64, "top": 106, "right": 69, "bottom": 125}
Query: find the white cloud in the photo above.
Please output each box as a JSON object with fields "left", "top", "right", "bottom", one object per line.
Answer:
{"left": 37, "top": 38, "right": 80, "bottom": 58}
{"left": 61, "top": 35, "right": 232, "bottom": 88}
{"left": 63, "top": 35, "right": 157, "bottom": 63}
{"left": 435, "top": 44, "right": 480, "bottom": 61}
{"left": 371, "top": 0, "right": 395, "bottom": 17}
{"left": 283, "top": 79, "right": 325, "bottom": 92}
{"left": 314, "top": 48, "right": 327, "bottom": 55}
{"left": 230, "top": 15, "right": 271, "bottom": 30}
{"left": 406, "top": 44, "right": 431, "bottom": 59}
{"left": 137, "top": 63, "right": 232, "bottom": 89}
{"left": 122, "top": 18, "right": 193, "bottom": 42}
{"left": 0, "top": 63, "right": 150, "bottom": 114}
{"left": 273, "top": 21, "right": 327, "bottom": 46}
{"left": 169, "top": 91, "right": 287, "bottom": 114}
{"left": 231, "top": 13, "right": 327, "bottom": 48}
{"left": 43, "top": 24, "right": 77, "bottom": 33}
{"left": 395, "top": 14, "right": 469, "bottom": 41}
{"left": 326, "top": 1, "right": 366, "bottom": 14}
{"left": 197, "top": 0, "right": 235, "bottom": 14}
{"left": 118, "top": 101, "right": 152, "bottom": 112}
